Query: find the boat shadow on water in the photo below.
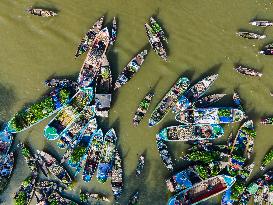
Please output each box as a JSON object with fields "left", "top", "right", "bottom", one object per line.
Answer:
{"left": 120, "top": 157, "right": 167, "bottom": 205}
{"left": 0, "top": 83, "right": 16, "bottom": 128}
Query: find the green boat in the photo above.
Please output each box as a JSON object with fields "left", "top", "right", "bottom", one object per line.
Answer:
{"left": 14, "top": 173, "right": 38, "bottom": 205}
{"left": 7, "top": 87, "right": 76, "bottom": 133}
{"left": 149, "top": 76, "right": 190, "bottom": 127}
{"left": 133, "top": 91, "right": 154, "bottom": 126}
{"left": 44, "top": 87, "right": 93, "bottom": 140}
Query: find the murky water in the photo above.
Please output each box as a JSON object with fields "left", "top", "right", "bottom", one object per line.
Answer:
{"left": 0, "top": 0, "right": 273, "bottom": 204}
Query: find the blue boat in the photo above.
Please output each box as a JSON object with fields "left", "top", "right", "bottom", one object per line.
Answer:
{"left": 97, "top": 128, "right": 117, "bottom": 183}
{"left": 44, "top": 87, "right": 94, "bottom": 141}
{"left": 173, "top": 74, "right": 218, "bottom": 113}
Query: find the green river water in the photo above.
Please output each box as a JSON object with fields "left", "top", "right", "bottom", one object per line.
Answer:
{"left": 0, "top": 0, "right": 273, "bottom": 204}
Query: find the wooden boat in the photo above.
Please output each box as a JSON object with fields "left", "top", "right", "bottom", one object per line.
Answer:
{"left": 234, "top": 65, "right": 262, "bottom": 77}
{"left": 82, "top": 129, "right": 104, "bottom": 182}
{"left": 250, "top": 20, "right": 273, "bottom": 27}
{"left": 34, "top": 180, "right": 63, "bottom": 203}
{"left": 157, "top": 124, "right": 224, "bottom": 142}
{"left": 173, "top": 74, "right": 219, "bottom": 113}
{"left": 44, "top": 87, "right": 93, "bottom": 140}
{"left": 77, "top": 27, "right": 110, "bottom": 88}
{"left": 193, "top": 93, "right": 226, "bottom": 108}
{"left": 18, "top": 143, "right": 37, "bottom": 172}
{"left": 7, "top": 87, "right": 76, "bottom": 133}
{"left": 67, "top": 125, "right": 95, "bottom": 169}
{"left": 97, "top": 128, "right": 117, "bottom": 183}
{"left": 261, "top": 117, "right": 273, "bottom": 125}
{"left": 230, "top": 120, "right": 256, "bottom": 160}
{"left": 156, "top": 138, "right": 173, "bottom": 171}
{"left": 56, "top": 106, "right": 96, "bottom": 149}
{"left": 44, "top": 78, "right": 78, "bottom": 88}
{"left": 35, "top": 150, "right": 72, "bottom": 186}
{"left": 145, "top": 23, "right": 167, "bottom": 61}
{"left": 0, "top": 130, "right": 13, "bottom": 156}
{"left": 236, "top": 31, "right": 266, "bottom": 39}
{"left": 110, "top": 17, "right": 117, "bottom": 45}
{"left": 79, "top": 189, "right": 110, "bottom": 203}
{"left": 183, "top": 148, "right": 229, "bottom": 164}
{"left": 136, "top": 154, "right": 145, "bottom": 176}
{"left": 194, "top": 161, "right": 228, "bottom": 180}
{"left": 114, "top": 50, "right": 148, "bottom": 90}
{"left": 75, "top": 16, "right": 104, "bottom": 57}
{"left": 168, "top": 175, "right": 236, "bottom": 205}
{"left": 133, "top": 91, "right": 154, "bottom": 126}
{"left": 95, "top": 55, "right": 112, "bottom": 117}
{"left": 128, "top": 191, "right": 139, "bottom": 205}
{"left": 166, "top": 167, "right": 202, "bottom": 193}
{"left": 0, "top": 152, "right": 14, "bottom": 193}
{"left": 149, "top": 77, "right": 190, "bottom": 127}
{"left": 26, "top": 8, "right": 57, "bottom": 17}
{"left": 14, "top": 173, "right": 38, "bottom": 205}
{"left": 150, "top": 17, "right": 168, "bottom": 43}
{"left": 175, "top": 107, "right": 246, "bottom": 124}
{"left": 60, "top": 118, "right": 97, "bottom": 165}
{"left": 111, "top": 149, "right": 123, "bottom": 200}
{"left": 228, "top": 120, "right": 256, "bottom": 175}
{"left": 261, "top": 149, "right": 273, "bottom": 170}
{"left": 47, "top": 192, "right": 79, "bottom": 205}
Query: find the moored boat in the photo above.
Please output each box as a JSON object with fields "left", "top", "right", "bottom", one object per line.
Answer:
{"left": 261, "top": 117, "right": 273, "bottom": 125}
{"left": 114, "top": 50, "right": 148, "bottom": 90}
{"left": 149, "top": 77, "right": 190, "bottom": 127}
{"left": 236, "top": 31, "right": 266, "bottom": 39}
{"left": 261, "top": 148, "right": 273, "bottom": 170}
{"left": 7, "top": 87, "right": 76, "bottom": 133}
{"left": 0, "top": 130, "right": 13, "bottom": 156}
{"left": 110, "top": 17, "right": 117, "bottom": 45}
{"left": 95, "top": 55, "right": 112, "bottom": 117}
{"left": 150, "top": 17, "right": 168, "bottom": 43}
{"left": 82, "top": 129, "right": 104, "bottom": 182}
{"left": 18, "top": 143, "right": 37, "bottom": 172}
{"left": 34, "top": 180, "right": 63, "bottom": 203}
{"left": 250, "top": 20, "right": 273, "bottom": 27}
{"left": 56, "top": 106, "right": 96, "bottom": 149}
{"left": 0, "top": 153, "right": 14, "bottom": 193}
{"left": 168, "top": 175, "right": 236, "bottom": 205}
{"left": 97, "top": 128, "right": 117, "bottom": 183}
{"left": 35, "top": 150, "right": 72, "bottom": 186}
{"left": 75, "top": 16, "right": 104, "bottom": 57}
{"left": 145, "top": 23, "right": 167, "bottom": 61}
{"left": 44, "top": 87, "right": 93, "bottom": 140}
{"left": 14, "top": 173, "right": 38, "bottom": 205}
{"left": 47, "top": 192, "right": 78, "bottom": 205}
{"left": 173, "top": 74, "right": 219, "bottom": 113}
{"left": 44, "top": 78, "right": 78, "bottom": 88}
{"left": 166, "top": 167, "right": 201, "bottom": 193}
{"left": 156, "top": 138, "right": 173, "bottom": 171}
{"left": 128, "top": 191, "right": 139, "bottom": 205}
{"left": 67, "top": 125, "right": 95, "bottom": 168}
{"left": 78, "top": 27, "right": 110, "bottom": 88}
{"left": 133, "top": 91, "right": 154, "bottom": 126}
{"left": 234, "top": 65, "right": 262, "bottom": 77}
{"left": 175, "top": 107, "right": 246, "bottom": 124}
{"left": 157, "top": 124, "right": 224, "bottom": 141}
{"left": 135, "top": 154, "right": 145, "bottom": 176}
{"left": 193, "top": 93, "right": 226, "bottom": 108}
{"left": 26, "top": 8, "right": 57, "bottom": 17}
{"left": 111, "top": 149, "right": 123, "bottom": 200}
